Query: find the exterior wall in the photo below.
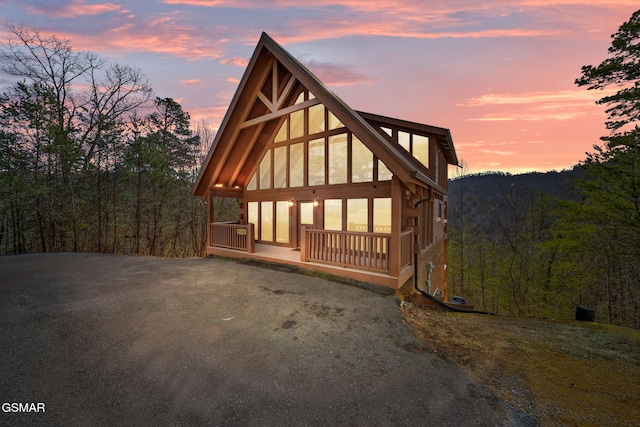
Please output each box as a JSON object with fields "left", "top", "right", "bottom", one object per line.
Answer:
{"left": 416, "top": 240, "right": 447, "bottom": 300}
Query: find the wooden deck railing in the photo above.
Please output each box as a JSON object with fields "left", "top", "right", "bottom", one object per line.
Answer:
{"left": 400, "top": 229, "right": 413, "bottom": 270}
{"left": 210, "top": 222, "right": 255, "bottom": 253}
{"left": 302, "top": 228, "right": 413, "bottom": 274}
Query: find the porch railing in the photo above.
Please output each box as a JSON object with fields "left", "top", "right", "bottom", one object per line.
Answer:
{"left": 301, "top": 228, "right": 414, "bottom": 274}
{"left": 210, "top": 222, "right": 255, "bottom": 253}
{"left": 400, "top": 229, "right": 413, "bottom": 270}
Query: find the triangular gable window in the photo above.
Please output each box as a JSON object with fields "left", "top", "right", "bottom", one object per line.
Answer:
{"left": 246, "top": 92, "right": 392, "bottom": 191}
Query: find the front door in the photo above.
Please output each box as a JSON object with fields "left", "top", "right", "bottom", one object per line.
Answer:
{"left": 297, "top": 201, "right": 316, "bottom": 248}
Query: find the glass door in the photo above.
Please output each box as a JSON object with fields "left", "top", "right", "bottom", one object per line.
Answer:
{"left": 297, "top": 201, "right": 315, "bottom": 248}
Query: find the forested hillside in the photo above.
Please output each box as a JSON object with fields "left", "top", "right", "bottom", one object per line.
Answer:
{"left": 447, "top": 167, "right": 639, "bottom": 329}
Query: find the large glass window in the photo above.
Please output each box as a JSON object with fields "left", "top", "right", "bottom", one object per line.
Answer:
{"left": 328, "top": 134, "right": 347, "bottom": 185}
{"left": 248, "top": 202, "right": 259, "bottom": 240}
{"left": 247, "top": 172, "right": 257, "bottom": 191}
{"left": 351, "top": 136, "right": 373, "bottom": 183}
{"left": 308, "top": 104, "right": 325, "bottom": 135}
{"left": 373, "top": 198, "right": 391, "bottom": 233}
{"left": 378, "top": 160, "right": 392, "bottom": 181}
{"left": 276, "top": 201, "right": 289, "bottom": 243}
{"left": 398, "top": 131, "right": 411, "bottom": 152}
{"left": 289, "top": 143, "right": 304, "bottom": 187}
{"left": 328, "top": 110, "right": 343, "bottom": 130}
{"left": 347, "top": 199, "right": 368, "bottom": 232}
{"left": 308, "top": 138, "right": 325, "bottom": 186}
{"left": 274, "top": 118, "right": 287, "bottom": 143}
{"left": 413, "top": 134, "right": 429, "bottom": 168}
{"left": 259, "top": 150, "right": 271, "bottom": 190}
{"left": 324, "top": 199, "right": 342, "bottom": 231}
{"left": 261, "top": 201, "right": 273, "bottom": 241}
{"left": 290, "top": 109, "right": 304, "bottom": 139}
{"left": 274, "top": 146, "right": 287, "bottom": 189}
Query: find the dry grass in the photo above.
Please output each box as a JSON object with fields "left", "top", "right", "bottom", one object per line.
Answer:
{"left": 401, "top": 303, "right": 640, "bottom": 426}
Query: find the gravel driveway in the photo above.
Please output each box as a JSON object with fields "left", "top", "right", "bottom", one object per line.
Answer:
{"left": 0, "top": 253, "right": 534, "bottom": 426}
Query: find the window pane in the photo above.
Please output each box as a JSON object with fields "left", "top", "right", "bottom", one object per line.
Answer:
{"left": 290, "top": 109, "right": 304, "bottom": 139}
{"left": 378, "top": 159, "right": 392, "bottom": 181}
{"left": 247, "top": 172, "right": 257, "bottom": 191}
{"left": 308, "top": 138, "right": 325, "bottom": 186}
{"left": 398, "top": 131, "right": 410, "bottom": 152}
{"left": 276, "top": 201, "right": 289, "bottom": 243}
{"left": 308, "top": 104, "right": 325, "bottom": 134}
{"left": 373, "top": 198, "right": 391, "bottom": 233}
{"left": 274, "top": 118, "right": 287, "bottom": 143}
{"left": 324, "top": 199, "right": 342, "bottom": 231}
{"left": 381, "top": 127, "right": 392, "bottom": 137}
{"left": 248, "top": 202, "right": 258, "bottom": 240}
{"left": 351, "top": 136, "right": 373, "bottom": 183}
{"left": 274, "top": 146, "right": 287, "bottom": 188}
{"left": 289, "top": 143, "right": 304, "bottom": 187}
{"left": 294, "top": 92, "right": 305, "bottom": 105}
{"left": 328, "top": 110, "right": 343, "bottom": 130}
{"left": 347, "top": 199, "right": 368, "bottom": 232}
{"left": 300, "top": 202, "right": 314, "bottom": 225}
{"left": 261, "top": 201, "right": 273, "bottom": 241}
{"left": 328, "top": 134, "right": 347, "bottom": 185}
{"left": 413, "top": 134, "right": 429, "bottom": 168}
{"left": 259, "top": 149, "right": 271, "bottom": 189}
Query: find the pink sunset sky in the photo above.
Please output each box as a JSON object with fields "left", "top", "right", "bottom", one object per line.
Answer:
{"left": 1, "top": 1, "right": 638, "bottom": 174}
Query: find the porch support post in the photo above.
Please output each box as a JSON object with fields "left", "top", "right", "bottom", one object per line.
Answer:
{"left": 208, "top": 189, "right": 215, "bottom": 246}
{"left": 300, "top": 225, "right": 308, "bottom": 262}
{"left": 390, "top": 177, "right": 402, "bottom": 277}
{"left": 247, "top": 223, "right": 255, "bottom": 253}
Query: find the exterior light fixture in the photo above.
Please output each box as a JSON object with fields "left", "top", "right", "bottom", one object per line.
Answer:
{"left": 214, "top": 183, "right": 223, "bottom": 188}
{"left": 288, "top": 198, "right": 294, "bottom": 207}
{"left": 313, "top": 197, "right": 320, "bottom": 207}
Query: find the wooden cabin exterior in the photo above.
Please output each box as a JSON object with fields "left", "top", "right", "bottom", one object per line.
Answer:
{"left": 192, "top": 33, "right": 458, "bottom": 297}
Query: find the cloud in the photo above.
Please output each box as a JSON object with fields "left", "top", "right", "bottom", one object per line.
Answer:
{"left": 462, "top": 89, "right": 616, "bottom": 122}
{"left": 180, "top": 79, "right": 202, "bottom": 84}
{"left": 26, "top": 0, "right": 122, "bottom": 17}
{"left": 50, "top": 18, "right": 227, "bottom": 60}
{"left": 304, "top": 60, "right": 375, "bottom": 86}
{"left": 220, "top": 57, "right": 249, "bottom": 67}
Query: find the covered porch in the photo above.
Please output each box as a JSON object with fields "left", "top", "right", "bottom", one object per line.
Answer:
{"left": 207, "top": 222, "right": 414, "bottom": 290}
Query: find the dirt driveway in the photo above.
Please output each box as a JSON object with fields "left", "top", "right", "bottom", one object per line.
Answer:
{"left": 0, "top": 253, "right": 534, "bottom": 426}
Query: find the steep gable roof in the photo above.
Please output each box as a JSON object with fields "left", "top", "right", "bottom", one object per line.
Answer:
{"left": 192, "top": 32, "right": 457, "bottom": 197}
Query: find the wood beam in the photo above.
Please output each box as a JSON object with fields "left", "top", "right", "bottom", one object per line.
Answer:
{"left": 239, "top": 98, "right": 320, "bottom": 129}
{"left": 276, "top": 75, "right": 296, "bottom": 109}
{"left": 257, "top": 91, "right": 275, "bottom": 113}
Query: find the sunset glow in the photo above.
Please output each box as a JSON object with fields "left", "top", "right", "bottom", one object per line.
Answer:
{"left": 2, "top": 0, "right": 637, "bottom": 174}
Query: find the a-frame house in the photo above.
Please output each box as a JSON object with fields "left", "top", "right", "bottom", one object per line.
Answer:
{"left": 193, "top": 33, "right": 458, "bottom": 297}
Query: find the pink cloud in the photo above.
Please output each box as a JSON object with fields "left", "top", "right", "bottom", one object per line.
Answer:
{"left": 220, "top": 57, "right": 249, "bottom": 67}
{"left": 461, "top": 89, "right": 617, "bottom": 122}
{"left": 27, "top": 0, "right": 122, "bottom": 18}
{"left": 51, "top": 19, "right": 227, "bottom": 60}
{"left": 304, "top": 60, "right": 375, "bottom": 87}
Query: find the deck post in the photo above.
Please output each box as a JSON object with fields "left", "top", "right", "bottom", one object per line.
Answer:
{"left": 247, "top": 223, "right": 255, "bottom": 253}
{"left": 300, "top": 225, "right": 307, "bottom": 262}
{"left": 208, "top": 189, "right": 215, "bottom": 246}
{"left": 390, "top": 178, "right": 402, "bottom": 277}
